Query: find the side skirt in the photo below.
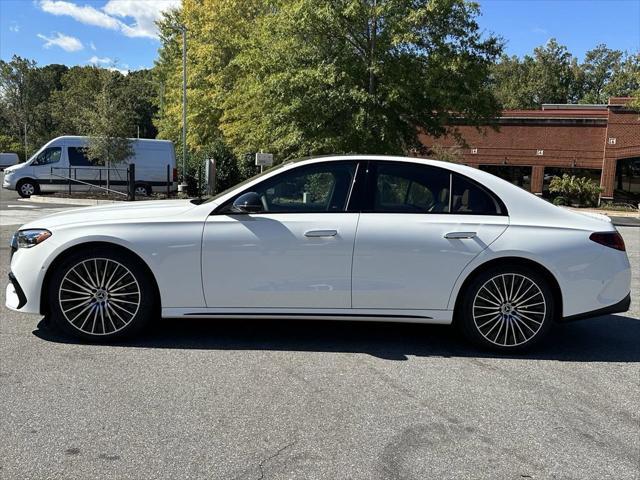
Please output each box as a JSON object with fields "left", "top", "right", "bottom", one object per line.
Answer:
{"left": 161, "top": 308, "right": 453, "bottom": 325}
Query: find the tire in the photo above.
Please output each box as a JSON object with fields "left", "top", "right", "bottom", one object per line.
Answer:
{"left": 48, "top": 247, "right": 156, "bottom": 341}
{"left": 134, "top": 183, "right": 151, "bottom": 197}
{"left": 457, "top": 266, "right": 555, "bottom": 351}
{"left": 16, "top": 179, "right": 39, "bottom": 198}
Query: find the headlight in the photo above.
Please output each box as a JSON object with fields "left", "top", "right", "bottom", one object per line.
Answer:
{"left": 10, "top": 229, "right": 52, "bottom": 249}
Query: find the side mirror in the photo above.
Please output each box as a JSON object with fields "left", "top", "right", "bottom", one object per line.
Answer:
{"left": 232, "top": 192, "right": 263, "bottom": 213}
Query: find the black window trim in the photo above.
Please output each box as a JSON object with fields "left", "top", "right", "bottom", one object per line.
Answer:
{"left": 210, "top": 158, "right": 508, "bottom": 217}
{"left": 211, "top": 160, "right": 364, "bottom": 215}
{"left": 361, "top": 160, "right": 508, "bottom": 217}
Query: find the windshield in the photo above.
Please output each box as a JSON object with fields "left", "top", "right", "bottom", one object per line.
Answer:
{"left": 195, "top": 162, "right": 289, "bottom": 204}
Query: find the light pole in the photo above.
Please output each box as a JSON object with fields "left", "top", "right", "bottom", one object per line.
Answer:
{"left": 175, "top": 24, "right": 188, "bottom": 193}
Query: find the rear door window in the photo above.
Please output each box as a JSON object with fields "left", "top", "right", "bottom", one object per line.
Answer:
{"left": 451, "top": 173, "right": 504, "bottom": 215}
{"left": 370, "top": 162, "right": 451, "bottom": 213}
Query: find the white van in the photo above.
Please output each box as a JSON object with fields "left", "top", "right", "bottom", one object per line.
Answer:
{"left": 2, "top": 136, "right": 178, "bottom": 198}
{"left": 0, "top": 152, "right": 19, "bottom": 170}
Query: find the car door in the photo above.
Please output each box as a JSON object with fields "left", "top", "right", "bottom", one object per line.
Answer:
{"left": 201, "top": 161, "right": 361, "bottom": 309}
{"left": 352, "top": 161, "right": 509, "bottom": 310}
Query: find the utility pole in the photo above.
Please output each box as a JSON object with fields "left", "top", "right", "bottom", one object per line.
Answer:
{"left": 175, "top": 24, "right": 188, "bottom": 193}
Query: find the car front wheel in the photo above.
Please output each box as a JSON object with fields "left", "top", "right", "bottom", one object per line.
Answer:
{"left": 458, "top": 266, "right": 555, "bottom": 351}
{"left": 48, "top": 248, "right": 156, "bottom": 341}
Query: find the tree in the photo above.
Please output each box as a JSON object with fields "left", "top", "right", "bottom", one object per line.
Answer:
{"left": 0, "top": 57, "right": 70, "bottom": 159}
{"left": 220, "top": 0, "right": 503, "bottom": 160}
{"left": 579, "top": 44, "right": 623, "bottom": 104}
{"left": 492, "top": 39, "right": 581, "bottom": 109}
{"left": 156, "top": 0, "right": 503, "bottom": 165}
{"left": 82, "top": 71, "right": 134, "bottom": 180}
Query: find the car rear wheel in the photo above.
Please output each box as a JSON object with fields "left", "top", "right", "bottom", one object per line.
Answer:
{"left": 458, "top": 266, "right": 555, "bottom": 351}
{"left": 16, "top": 179, "right": 39, "bottom": 198}
{"left": 48, "top": 248, "right": 155, "bottom": 341}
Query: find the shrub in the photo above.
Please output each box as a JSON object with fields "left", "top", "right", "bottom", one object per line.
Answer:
{"left": 549, "top": 174, "right": 602, "bottom": 207}
{"left": 552, "top": 196, "right": 568, "bottom": 206}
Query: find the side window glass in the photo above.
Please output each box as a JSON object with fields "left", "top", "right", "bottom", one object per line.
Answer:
{"left": 68, "top": 147, "right": 93, "bottom": 167}
{"left": 373, "top": 162, "right": 450, "bottom": 213}
{"left": 451, "top": 173, "right": 502, "bottom": 215}
{"left": 33, "top": 147, "right": 62, "bottom": 166}
{"left": 231, "top": 162, "right": 356, "bottom": 213}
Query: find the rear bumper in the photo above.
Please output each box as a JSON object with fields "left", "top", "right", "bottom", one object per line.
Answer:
{"left": 561, "top": 292, "right": 631, "bottom": 322}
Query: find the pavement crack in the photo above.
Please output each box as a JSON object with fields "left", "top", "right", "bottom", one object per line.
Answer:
{"left": 256, "top": 441, "right": 296, "bottom": 480}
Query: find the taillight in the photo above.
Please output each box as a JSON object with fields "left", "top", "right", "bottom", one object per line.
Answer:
{"left": 173, "top": 168, "right": 178, "bottom": 182}
{"left": 589, "top": 231, "right": 625, "bottom": 251}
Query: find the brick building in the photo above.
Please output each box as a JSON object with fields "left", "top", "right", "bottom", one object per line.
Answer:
{"left": 418, "top": 97, "right": 640, "bottom": 201}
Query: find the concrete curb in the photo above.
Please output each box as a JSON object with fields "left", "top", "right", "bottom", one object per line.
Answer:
{"left": 19, "top": 195, "right": 120, "bottom": 206}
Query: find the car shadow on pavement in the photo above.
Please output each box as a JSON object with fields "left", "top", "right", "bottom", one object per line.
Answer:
{"left": 33, "top": 314, "right": 640, "bottom": 362}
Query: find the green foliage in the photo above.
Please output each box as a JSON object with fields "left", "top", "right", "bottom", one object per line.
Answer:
{"left": 552, "top": 196, "right": 567, "bottom": 206}
{"left": 549, "top": 174, "right": 602, "bottom": 207}
{"left": 491, "top": 40, "right": 640, "bottom": 108}
{"left": 82, "top": 71, "right": 134, "bottom": 167}
{"left": 429, "top": 143, "right": 462, "bottom": 163}
{"left": 0, "top": 134, "right": 24, "bottom": 160}
{"left": 156, "top": 0, "right": 503, "bottom": 162}
{"left": 0, "top": 56, "right": 158, "bottom": 161}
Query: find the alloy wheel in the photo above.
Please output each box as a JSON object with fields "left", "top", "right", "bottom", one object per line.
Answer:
{"left": 472, "top": 273, "right": 546, "bottom": 347}
{"left": 20, "top": 183, "right": 35, "bottom": 196}
{"left": 58, "top": 258, "right": 141, "bottom": 335}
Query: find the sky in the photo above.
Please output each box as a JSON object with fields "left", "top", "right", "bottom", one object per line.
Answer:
{"left": 0, "top": 0, "right": 639, "bottom": 73}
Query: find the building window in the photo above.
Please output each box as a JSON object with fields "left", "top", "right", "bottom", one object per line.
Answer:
{"left": 616, "top": 157, "right": 640, "bottom": 201}
{"left": 479, "top": 165, "right": 532, "bottom": 192}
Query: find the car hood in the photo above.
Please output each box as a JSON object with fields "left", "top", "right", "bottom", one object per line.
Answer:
{"left": 20, "top": 199, "right": 197, "bottom": 230}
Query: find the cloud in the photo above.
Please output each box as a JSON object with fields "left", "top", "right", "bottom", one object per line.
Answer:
{"left": 9, "top": 22, "right": 20, "bottom": 33}
{"left": 532, "top": 27, "right": 549, "bottom": 35}
{"left": 88, "top": 55, "right": 112, "bottom": 65}
{"left": 37, "top": 32, "right": 84, "bottom": 52}
{"left": 87, "top": 56, "right": 129, "bottom": 75}
{"left": 39, "top": 0, "right": 120, "bottom": 30}
{"left": 38, "top": 0, "right": 180, "bottom": 40}
{"left": 89, "top": 41, "right": 96, "bottom": 51}
{"left": 103, "top": 0, "right": 181, "bottom": 39}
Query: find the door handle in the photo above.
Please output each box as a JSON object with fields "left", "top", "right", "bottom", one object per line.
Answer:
{"left": 304, "top": 229, "right": 338, "bottom": 238}
{"left": 444, "top": 231, "right": 477, "bottom": 239}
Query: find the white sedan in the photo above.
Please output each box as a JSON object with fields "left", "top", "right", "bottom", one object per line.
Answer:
{"left": 6, "top": 156, "right": 631, "bottom": 351}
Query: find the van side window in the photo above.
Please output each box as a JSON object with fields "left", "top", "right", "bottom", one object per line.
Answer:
{"left": 33, "top": 147, "right": 62, "bottom": 166}
{"left": 68, "top": 147, "right": 93, "bottom": 167}
{"left": 451, "top": 173, "right": 503, "bottom": 215}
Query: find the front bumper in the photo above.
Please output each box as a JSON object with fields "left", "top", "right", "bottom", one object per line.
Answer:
{"left": 561, "top": 292, "right": 631, "bottom": 322}
{"left": 3, "top": 175, "right": 15, "bottom": 189}
{"left": 6, "top": 273, "right": 27, "bottom": 310}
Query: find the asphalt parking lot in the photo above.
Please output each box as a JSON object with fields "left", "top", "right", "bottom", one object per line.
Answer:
{"left": 1, "top": 181, "right": 639, "bottom": 480}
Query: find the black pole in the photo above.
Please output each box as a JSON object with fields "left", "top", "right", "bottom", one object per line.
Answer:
{"left": 68, "top": 165, "right": 71, "bottom": 196}
{"left": 128, "top": 164, "right": 136, "bottom": 201}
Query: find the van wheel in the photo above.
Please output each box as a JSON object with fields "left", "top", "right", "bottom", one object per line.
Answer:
{"left": 17, "top": 179, "right": 39, "bottom": 198}
{"left": 134, "top": 184, "right": 151, "bottom": 197}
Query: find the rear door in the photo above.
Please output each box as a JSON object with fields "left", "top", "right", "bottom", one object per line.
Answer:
{"left": 352, "top": 161, "right": 509, "bottom": 310}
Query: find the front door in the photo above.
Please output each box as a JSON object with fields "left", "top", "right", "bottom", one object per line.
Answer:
{"left": 202, "top": 161, "right": 360, "bottom": 309}
{"left": 352, "top": 161, "right": 509, "bottom": 310}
